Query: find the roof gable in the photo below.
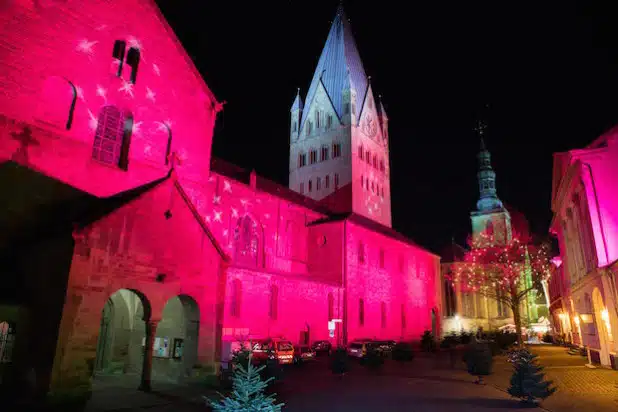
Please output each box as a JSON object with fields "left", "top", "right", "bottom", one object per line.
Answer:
{"left": 300, "top": 6, "right": 368, "bottom": 131}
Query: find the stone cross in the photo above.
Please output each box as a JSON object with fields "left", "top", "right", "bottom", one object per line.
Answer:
{"left": 11, "top": 126, "right": 39, "bottom": 165}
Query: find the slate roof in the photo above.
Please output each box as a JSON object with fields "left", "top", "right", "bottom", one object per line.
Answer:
{"left": 300, "top": 4, "right": 368, "bottom": 131}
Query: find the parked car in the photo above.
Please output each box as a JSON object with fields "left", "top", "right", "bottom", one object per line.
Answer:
{"left": 311, "top": 340, "right": 332, "bottom": 354}
{"left": 347, "top": 340, "right": 383, "bottom": 359}
{"left": 375, "top": 340, "right": 396, "bottom": 355}
{"left": 293, "top": 345, "right": 316, "bottom": 365}
{"left": 252, "top": 338, "right": 295, "bottom": 365}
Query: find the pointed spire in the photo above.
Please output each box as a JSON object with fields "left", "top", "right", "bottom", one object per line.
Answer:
{"left": 291, "top": 87, "right": 303, "bottom": 112}
{"left": 300, "top": 3, "right": 368, "bottom": 131}
{"left": 474, "top": 119, "right": 504, "bottom": 212}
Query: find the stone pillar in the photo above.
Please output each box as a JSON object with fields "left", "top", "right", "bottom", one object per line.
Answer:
{"left": 139, "top": 319, "right": 159, "bottom": 392}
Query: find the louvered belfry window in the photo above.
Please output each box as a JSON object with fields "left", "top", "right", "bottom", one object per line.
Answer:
{"left": 92, "top": 106, "right": 126, "bottom": 167}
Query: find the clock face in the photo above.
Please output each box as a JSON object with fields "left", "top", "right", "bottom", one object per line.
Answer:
{"left": 362, "top": 113, "right": 378, "bottom": 139}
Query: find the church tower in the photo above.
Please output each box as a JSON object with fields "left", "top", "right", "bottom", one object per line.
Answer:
{"left": 470, "top": 121, "right": 511, "bottom": 245}
{"left": 288, "top": 4, "right": 392, "bottom": 227}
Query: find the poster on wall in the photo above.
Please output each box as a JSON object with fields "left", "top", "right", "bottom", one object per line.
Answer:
{"left": 172, "top": 338, "right": 184, "bottom": 359}
{"left": 153, "top": 337, "right": 170, "bottom": 358}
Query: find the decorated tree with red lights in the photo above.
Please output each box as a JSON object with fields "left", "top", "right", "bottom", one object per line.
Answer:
{"left": 449, "top": 233, "right": 552, "bottom": 346}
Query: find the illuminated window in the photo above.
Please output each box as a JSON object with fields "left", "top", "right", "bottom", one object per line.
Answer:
{"left": 379, "top": 249, "right": 385, "bottom": 268}
{"left": 358, "top": 145, "right": 364, "bottom": 159}
{"left": 234, "top": 215, "right": 260, "bottom": 266}
{"left": 328, "top": 293, "right": 334, "bottom": 321}
{"left": 381, "top": 302, "right": 386, "bottom": 328}
{"left": 300, "top": 182, "right": 304, "bottom": 194}
{"left": 366, "top": 150, "right": 370, "bottom": 164}
{"left": 333, "top": 143, "right": 342, "bottom": 158}
{"left": 230, "top": 279, "right": 242, "bottom": 317}
{"left": 126, "top": 47, "right": 140, "bottom": 84}
{"left": 315, "top": 110, "right": 320, "bottom": 128}
{"left": 310, "top": 150, "right": 317, "bottom": 164}
{"left": 92, "top": 106, "right": 132, "bottom": 170}
{"left": 358, "top": 241, "right": 365, "bottom": 264}
{"left": 334, "top": 173, "right": 339, "bottom": 188}
{"left": 269, "top": 285, "right": 278, "bottom": 320}
{"left": 321, "top": 146, "right": 329, "bottom": 161}
{"left": 308, "top": 180, "right": 313, "bottom": 192}
{"left": 325, "top": 175, "right": 330, "bottom": 189}
{"left": 316, "top": 177, "right": 321, "bottom": 190}
{"left": 359, "top": 299, "right": 365, "bottom": 326}
{"left": 112, "top": 40, "right": 126, "bottom": 76}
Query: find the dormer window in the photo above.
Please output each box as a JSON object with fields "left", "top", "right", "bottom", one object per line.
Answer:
{"left": 126, "top": 47, "right": 140, "bottom": 84}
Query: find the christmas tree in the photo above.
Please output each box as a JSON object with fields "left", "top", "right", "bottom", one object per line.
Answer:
{"left": 464, "top": 338, "right": 493, "bottom": 384}
{"left": 507, "top": 349, "right": 556, "bottom": 404}
{"left": 208, "top": 353, "right": 284, "bottom": 412}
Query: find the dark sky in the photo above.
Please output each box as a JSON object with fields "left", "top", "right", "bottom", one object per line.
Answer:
{"left": 156, "top": 0, "right": 618, "bottom": 254}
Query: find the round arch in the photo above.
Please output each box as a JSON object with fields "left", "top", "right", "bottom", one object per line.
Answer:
{"left": 93, "top": 289, "right": 150, "bottom": 384}
{"left": 591, "top": 288, "right": 612, "bottom": 366}
{"left": 153, "top": 295, "right": 200, "bottom": 383}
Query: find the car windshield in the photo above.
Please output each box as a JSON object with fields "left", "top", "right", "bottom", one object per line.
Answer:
{"left": 277, "top": 341, "right": 293, "bottom": 351}
{"left": 253, "top": 341, "right": 270, "bottom": 351}
{"left": 350, "top": 343, "right": 363, "bottom": 349}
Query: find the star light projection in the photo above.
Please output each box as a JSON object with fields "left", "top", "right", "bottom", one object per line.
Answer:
{"left": 446, "top": 232, "right": 553, "bottom": 345}
{"left": 72, "top": 35, "right": 172, "bottom": 159}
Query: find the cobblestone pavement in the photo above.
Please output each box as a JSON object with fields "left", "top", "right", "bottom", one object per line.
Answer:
{"left": 83, "top": 345, "right": 617, "bottom": 411}
{"left": 482, "top": 344, "right": 618, "bottom": 412}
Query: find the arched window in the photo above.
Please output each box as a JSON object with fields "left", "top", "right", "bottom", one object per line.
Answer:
{"left": 230, "top": 279, "right": 242, "bottom": 317}
{"left": 164, "top": 125, "right": 173, "bottom": 165}
{"left": 36, "top": 76, "right": 77, "bottom": 130}
{"left": 269, "top": 285, "right": 278, "bottom": 320}
{"left": 112, "top": 40, "right": 126, "bottom": 76}
{"left": 328, "top": 293, "right": 334, "bottom": 321}
{"left": 92, "top": 106, "right": 133, "bottom": 170}
{"left": 234, "top": 215, "right": 260, "bottom": 266}
{"left": 381, "top": 302, "right": 387, "bottom": 328}
{"left": 359, "top": 299, "right": 365, "bottom": 326}
{"left": 126, "top": 47, "right": 140, "bottom": 84}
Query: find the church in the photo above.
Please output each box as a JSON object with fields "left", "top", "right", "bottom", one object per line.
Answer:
{"left": 0, "top": 0, "right": 441, "bottom": 401}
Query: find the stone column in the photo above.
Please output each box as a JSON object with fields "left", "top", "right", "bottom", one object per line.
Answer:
{"left": 139, "top": 319, "right": 159, "bottom": 392}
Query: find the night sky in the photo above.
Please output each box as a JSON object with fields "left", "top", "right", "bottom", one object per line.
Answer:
{"left": 156, "top": 0, "right": 618, "bottom": 254}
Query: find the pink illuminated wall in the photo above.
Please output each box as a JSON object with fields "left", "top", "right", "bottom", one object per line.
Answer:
{"left": 0, "top": 0, "right": 219, "bottom": 196}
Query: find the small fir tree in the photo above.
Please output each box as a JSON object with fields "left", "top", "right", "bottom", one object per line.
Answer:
{"left": 420, "top": 330, "right": 437, "bottom": 352}
{"left": 507, "top": 349, "right": 556, "bottom": 404}
{"left": 465, "top": 338, "right": 493, "bottom": 384}
{"left": 208, "top": 353, "right": 284, "bottom": 412}
{"left": 330, "top": 347, "right": 349, "bottom": 376}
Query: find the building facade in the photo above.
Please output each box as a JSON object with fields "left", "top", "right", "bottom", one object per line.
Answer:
{"left": 550, "top": 126, "right": 618, "bottom": 369}
{"left": 441, "top": 136, "right": 547, "bottom": 334}
{"left": 0, "top": 1, "right": 441, "bottom": 400}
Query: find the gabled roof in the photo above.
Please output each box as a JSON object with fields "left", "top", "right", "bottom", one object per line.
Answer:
{"left": 307, "top": 212, "right": 438, "bottom": 257}
{"left": 300, "top": 4, "right": 368, "bottom": 131}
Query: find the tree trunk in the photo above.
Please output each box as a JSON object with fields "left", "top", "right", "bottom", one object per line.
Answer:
{"left": 512, "top": 299, "right": 524, "bottom": 347}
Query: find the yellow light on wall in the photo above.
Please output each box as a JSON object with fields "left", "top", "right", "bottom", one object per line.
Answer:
{"left": 601, "top": 308, "right": 613, "bottom": 341}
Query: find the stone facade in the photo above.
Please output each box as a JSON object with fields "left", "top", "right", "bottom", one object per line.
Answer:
{"left": 550, "top": 126, "right": 618, "bottom": 369}
{"left": 0, "top": 0, "right": 442, "bottom": 401}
